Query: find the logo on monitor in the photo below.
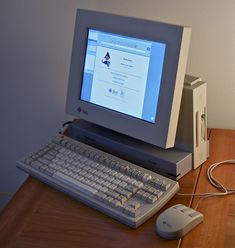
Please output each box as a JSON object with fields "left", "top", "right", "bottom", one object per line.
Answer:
{"left": 77, "top": 107, "right": 88, "bottom": 115}
{"left": 102, "top": 52, "right": 111, "bottom": 67}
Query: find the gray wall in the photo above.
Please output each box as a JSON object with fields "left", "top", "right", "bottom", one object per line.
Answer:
{"left": 0, "top": 0, "right": 234, "bottom": 209}
{"left": 0, "top": 0, "right": 90, "bottom": 208}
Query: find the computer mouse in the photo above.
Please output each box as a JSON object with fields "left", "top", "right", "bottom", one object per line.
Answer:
{"left": 156, "top": 204, "right": 203, "bottom": 239}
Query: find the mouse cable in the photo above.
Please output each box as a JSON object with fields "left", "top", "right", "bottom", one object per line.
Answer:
{"left": 177, "top": 159, "right": 235, "bottom": 209}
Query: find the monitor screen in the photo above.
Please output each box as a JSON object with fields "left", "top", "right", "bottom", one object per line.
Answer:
{"left": 80, "top": 29, "right": 166, "bottom": 124}
{"left": 66, "top": 9, "right": 191, "bottom": 148}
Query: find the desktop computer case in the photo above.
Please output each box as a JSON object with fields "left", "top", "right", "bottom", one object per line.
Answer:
{"left": 175, "top": 75, "right": 208, "bottom": 169}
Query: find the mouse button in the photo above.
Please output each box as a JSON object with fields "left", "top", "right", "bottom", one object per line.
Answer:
{"left": 180, "top": 207, "right": 194, "bottom": 214}
{"left": 173, "top": 204, "right": 186, "bottom": 210}
{"left": 189, "top": 211, "right": 203, "bottom": 218}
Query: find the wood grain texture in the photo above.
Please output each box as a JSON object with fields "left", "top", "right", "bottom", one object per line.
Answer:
{"left": 0, "top": 177, "right": 185, "bottom": 248}
{"left": 0, "top": 129, "right": 234, "bottom": 248}
{"left": 180, "top": 129, "right": 235, "bottom": 248}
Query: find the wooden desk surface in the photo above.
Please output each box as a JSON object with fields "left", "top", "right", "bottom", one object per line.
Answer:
{"left": 0, "top": 129, "right": 234, "bottom": 248}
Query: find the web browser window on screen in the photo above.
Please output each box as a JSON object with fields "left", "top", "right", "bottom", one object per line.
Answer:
{"left": 81, "top": 29, "right": 166, "bottom": 123}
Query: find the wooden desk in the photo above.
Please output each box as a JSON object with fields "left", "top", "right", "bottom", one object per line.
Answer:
{"left": 0, "top": 129, "right": 234, "bottom": 248}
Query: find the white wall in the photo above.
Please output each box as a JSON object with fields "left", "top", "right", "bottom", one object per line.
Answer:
{"left": 94, "top": 0, "right": 235, "bottom": 129}
{"left": 0, "top": 0, "right": 234, "bottom": 209}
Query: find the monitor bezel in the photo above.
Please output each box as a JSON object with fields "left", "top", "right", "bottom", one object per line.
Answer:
{"left": 66, "top": 9, "right": 191, "bottom": 148}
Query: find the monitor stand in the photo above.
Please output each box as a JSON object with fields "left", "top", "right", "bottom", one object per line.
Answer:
{"left": 67, "top": 119, "right": 192, "bottom": 181}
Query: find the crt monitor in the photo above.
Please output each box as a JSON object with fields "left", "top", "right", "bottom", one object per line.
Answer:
{"left": 66, "top": 9, "right": 191, "bottom": 149}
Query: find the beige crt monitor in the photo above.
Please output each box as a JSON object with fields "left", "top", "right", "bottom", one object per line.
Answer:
{"left": 65, "top": 9, "right": 191, "bottom": 149}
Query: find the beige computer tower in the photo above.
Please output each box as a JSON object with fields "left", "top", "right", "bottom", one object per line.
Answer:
{"left": 175, "top": 75, "right": 209, "bottom": 169}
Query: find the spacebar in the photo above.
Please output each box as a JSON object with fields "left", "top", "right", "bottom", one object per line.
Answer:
{"left": 53, "top": 172, "right": 98, "bottom": 197}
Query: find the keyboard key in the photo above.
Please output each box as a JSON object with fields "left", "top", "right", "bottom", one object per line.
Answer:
{"left": 30, "top": 160, "right": 42, "bottom": 169}
{"left": 130, "top": 201, "right": 141, "bottom": 210}
{"left": 115, "top": 187, "right": 132, "bottom": 199}
{"left": 94, "top": 191, "right": 107, "bottom": 201}
{"left": 16, "top": 134, "right": 179, "bottom": 228}
{"left": 53, "top": 172, "right": 98, "bottom": 197}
